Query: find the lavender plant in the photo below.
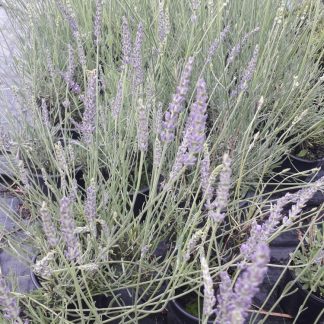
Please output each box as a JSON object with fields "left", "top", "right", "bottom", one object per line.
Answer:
{"left": 0, "top": 0, "right": 324, "bottom": 322}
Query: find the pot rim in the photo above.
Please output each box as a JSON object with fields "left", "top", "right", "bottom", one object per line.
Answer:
{"left": 287, "top": 268, "right": 324, "bottom": 305}
{"left": 288, "top": 153, "right": 324, "bottom": 164}
{"left": 170, "top": 295, "right": 215, "bottom": 324}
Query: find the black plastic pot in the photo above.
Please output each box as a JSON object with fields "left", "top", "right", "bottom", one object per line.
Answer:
{"left": 130, "top": 176, "right": 164, "bottom": 218}
{"left": 132, "top": 186, "right": 150, "bottom": 217}
{"left": 168, "top": 290, "right": 215, "bottom": 324}
{"left": 29, "top": 171, "right": 61, "bottom": 197}
{"left": 30, "top": 255, "right": 119, "bottom": 323}
{"left": 29, "top": 166, "right": 84, "bottom": 197}
{"left": 56, "top": 128, "right": 81, "bottom": 141}
{"left": 280, "top": 154, "right": 324, "bottom": 174}
{"left": 279, "top": 269, "right": 324, "bottom": 324}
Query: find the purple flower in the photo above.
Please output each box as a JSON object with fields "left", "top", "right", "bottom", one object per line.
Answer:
{"left": 62, "top": 98, "right": 71, "bottom": 109}
{"left": 241, "top": 177, "right": 324, "bottom": 260}
{"left": 168, "top": 78, "right": 208, "bottom": 182}
{"left": 184, "top": 78, "right": 208, "bottom": 156}
{"left": 201, "top": 253, "right": 216, "bottom": 318}
{"left": 46, "top": 50, "right": 56, "bottom": 79}
{"left": 215, "top": 271, "right": 235, "bottom": 323}
{"left": 66, "top": 44, "right": 76, "bottom": 84}
{"left": 60, "top": 196, "right": 81, "bottom": 262}
{"left": 231, "top": 45, "right": 259, "bottom": 96}
{"left": 55, "top": 0, "right": 86, "bottom": 67}
{"left": 41, "top": 98, "right": 50, "bottom": 128}
{"left": 0, "top": 276, "right": 20, "bottom": 321}
{"left": 158, "top": 1, "right": 167, "bottom": 42}
{"left": 216, "top": 243, "right": 270, "bottom": 324}
{"left": 122, "top": 16, "right": 132, "bottom": 66}
{"left": 191, "top": 0, "right": 200, "bottom": 22}
{"left": 184, "top": 229, "right": 203, "bottom": 261}
{"left": 132, "top": 22, "right": 145, "bottom": 89}
{"left": 40, "top": 202, "right": 59, "bottom": 247}
{"left": 84, "top": 179, "right": 97, "bottom": 235}
{"left": 137, "top": 97, "right": 149, "bottom": 152}
{"left": 70, "top": 81, "right": 81, "bottom": 94}
{"left": 227, "top": 27, "right": 260, "bottom": 66}
{"left": 153, "top": 138, "right": 162, "bottom": 167}
{"left": 154, "top": 102, "right": 163, "bottom": 136}
{"left": 112, "top": 78, "right": 123, "bottom": 119}
{"left": 55, "top": 0, "right": 78, "bottom": 35}
{"left": 80, "top": 70, "right": 97, "bottom": 144}
{"left": 160, "top": 57, "right": 195, "bottom": 143}
{"left": 60, "top": 45, "right": 81, "bottom": 94}
{"left": 94, "top": 0, "right": 103, "bottom": 46}
{"left": 208, "top": 153, "right": 232, "bottom": 223}
{"left": 169, "top": 131, "right": 190, "bottom": 182}
{"left": 76, "top": 36, "right": 87, "bottom": 68}
{"left": 283, "top": 176, "right": 324, "bottom": 224}
{"left": 206, "top": 25, "right": 230, "bottom": 64}
{"left": 200, "top": 145, "right": 213, "bottom": 202}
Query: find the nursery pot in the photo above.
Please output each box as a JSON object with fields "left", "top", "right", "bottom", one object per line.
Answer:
{"left": 30, "top": 255, "right": 119, "bottom": 323}
{"left": 280, "top": 154, "right": 324, "bottom": 173}
{"left": 29, "top": 166, "right": 84, "bottom": 197}
{"left": 132, "top": 186, "right": 150, "bottom": 217}
{"left": 29, "top": 170, "right": 61, "bottom": 197}
{"left": 57, "top": 127, "right": 81, "bottom": 141}
{"left": 168, "top": 290, "right": 215, "bottom": 324}
{"left": 130, "top": 176, "right": 164, "bottom": 218}
{"left": 278, "top": 268, "right": 324, "bottom": 324}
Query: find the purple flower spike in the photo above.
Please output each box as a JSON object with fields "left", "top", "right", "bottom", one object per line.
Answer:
{"left": 168, "top": 78, "right": 208, "bottom": 182}
{"left": 60, "top": 196, "right": 81, "bottom": 262}
{"left": 59, "top": 44, "right": 82, "bottom": 94}
{"left": 161, "top": 57, "right": 195, "bottom": 143}
{"left": 206, "top": 25, "right": 230, "bottom": 64}
{"left": 55, "top": 0, "right": 86, "bottom": 67}
{"left": 185, "top": 78, "right": 208, "bottom": 156}
{"left": 84, "top": 179, "right": 97, "bottom": 235}
{"left": 0, "top": 276, "right": 20, "bottom": 321}
{"left": 241, "top": 176, "right": 324, "bottom": 260}
{"left": 132, "top": 22, "right": 145, "bottom": 89}
{"left": 169, "top": 131, "right": 190, "bottom": 181}
{"left": 112, "top": 78, "right": 123, "bottom": 119}
{"left": 231, "top": 45, "right": 259, "bottom": 96}
{"left": 227, "top": 27, "right": 260, "bottom": 66}
{"left": 40, "top": 202, "right": 59, "bottom": 248}
{"left": 94, "top": 0, "right": 103, "bottom": 46}
{"left": 200, "top": 253, "right": 216, "bottom": 318}
{"left": 215, "top": 271, "right": 235, "bottom": 323}
{"left": 46, "top": 50, "right": 56, "bottom": 79}
{"left": 137, "top": 97, "right": 149, "bottom": 152}
{"left": 80, "top": 70, "right": 97, "bottom": 144}
{"left": 216, "top": 243, "right": 270, "bottom": 324}
{"left": 55, "top": 0, "right": 79, "bottom": 35}
{"left": 231, "top": 243, "right": 269, "bottom": 322}
{"left": 122, "top": 16, "right": 132, "bottom": 65}
{"left": 200, "top": 145, "right": 213, "bottom": 202}
{"left": 208, "top": 153, "right": 232, "bottom": 223}
{"left": 158, "top": 1, "right": 167, "bottom": 42}
{"left": 70, "top": 81, "right": 81, "bottom": 94}
{"left": 66, "top": 44, "right": 76, "bottom": 84}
